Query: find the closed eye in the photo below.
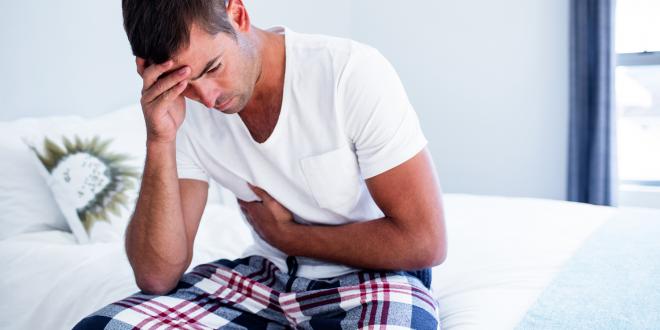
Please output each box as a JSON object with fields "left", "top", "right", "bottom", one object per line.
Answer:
{"left": 207, "top": 62, "right": 222, "bottom": 73}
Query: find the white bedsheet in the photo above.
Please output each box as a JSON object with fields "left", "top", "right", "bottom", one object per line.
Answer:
{"left": 1, "top": 193, "right": 642, "bottom": 330}
{"left": 432, "top": 194, "right": 616, "bottom": 329}
{"left": 0, "top": 202, "right": 253, "bottom": 330}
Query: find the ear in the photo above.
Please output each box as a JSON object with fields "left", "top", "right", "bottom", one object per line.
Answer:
{"left": 226, "top": 0, "right": 251, "bottom": 33}
{"left": 136, "top": 57, "right": 146, "bottom": 76}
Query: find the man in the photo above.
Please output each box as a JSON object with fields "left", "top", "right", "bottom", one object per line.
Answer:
{"left": 75, "top": 0, "right": 446, "bottom": 329}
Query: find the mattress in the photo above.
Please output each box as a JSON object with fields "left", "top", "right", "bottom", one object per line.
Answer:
{"left": 1, "top": 193, "right": 657, "bottom": 330}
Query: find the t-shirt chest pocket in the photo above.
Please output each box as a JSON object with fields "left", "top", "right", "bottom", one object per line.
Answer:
{"left": 300, "top": 146, "right": 362, "bottom": 211}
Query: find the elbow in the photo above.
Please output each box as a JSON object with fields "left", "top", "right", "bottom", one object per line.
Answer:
{"left": 411, "top": 218, "right": 447, "bottom": 268}
{"left": 411, "top": 241, "right": 446, "bottom": 269}
{"left": 425, "top": 241, "right": 447, "bottom": 267}
{"left": 136, "top": 276, "right": 179, "bottom": 295}
{"left": 132, "top": 261, "right": 189, "bottom": 296}
{"left": 125, "top": 235, "right": 192, "bottom": 296}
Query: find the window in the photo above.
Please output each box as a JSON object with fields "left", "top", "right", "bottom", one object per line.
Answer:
{"left": 614, "top": 0, "right": 660, "bottom": 208}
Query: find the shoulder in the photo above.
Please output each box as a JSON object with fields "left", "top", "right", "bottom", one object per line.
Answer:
{"left": 287, "top": 29, "right": 381, "bottom": 76}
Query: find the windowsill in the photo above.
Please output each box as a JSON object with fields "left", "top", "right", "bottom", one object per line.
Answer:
{"left": 618, "top": 184, "right": 660, "bottom": 209}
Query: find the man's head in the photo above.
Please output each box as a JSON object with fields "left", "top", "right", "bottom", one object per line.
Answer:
{"left": 122, "top": 0, "right": 262, "bottom": 114}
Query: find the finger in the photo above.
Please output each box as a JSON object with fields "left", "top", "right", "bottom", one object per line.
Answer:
{"left": 141, "top": 60, "right": 175, "bottom": 91}
{"left": 237, "top": 199, "right": 254, "bottom": 210}
{"left": 136, "top": 57, "right": 146, "bottom": 76}
{"left": 143, "top": 66, "right": 190, "bottom": 103}
{"left": 247, "top": 183, "right": 272, "bottom": 203}
{"left": 148, "top": 77, "right": 189, "bottom": 110}
{"left": 150, "top": 82, "right": 186, "bottom": 123}
{"left": 245, "top": 214, "right": 255, "bottom": 226}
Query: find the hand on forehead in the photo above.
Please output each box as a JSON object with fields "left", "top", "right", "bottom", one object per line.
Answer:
{"left": 139, "top": 27, "right": 226, "bottom": 81}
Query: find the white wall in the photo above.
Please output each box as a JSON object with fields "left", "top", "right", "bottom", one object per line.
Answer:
{"left": 0, "top": 1, "right": 141, "bottom": 120}
{"left": 247, "top": 0, "right": 352, "bottom": 38}
{"left": 349, "top": 0, "right": 570, "bottom": 200}
{"left": 0, "top": 0, "right": 350, "bottom": 122}
{"left": 0, "top": 0, "right": 569, "bottom": 200}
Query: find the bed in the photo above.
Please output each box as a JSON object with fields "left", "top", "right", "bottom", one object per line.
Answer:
{"left": 2, "top": 106, "right": 659, "bottom": 330}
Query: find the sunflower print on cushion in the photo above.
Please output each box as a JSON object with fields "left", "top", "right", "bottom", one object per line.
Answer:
{"left": 28, "top": 135, "right": 140, "bottom": 240}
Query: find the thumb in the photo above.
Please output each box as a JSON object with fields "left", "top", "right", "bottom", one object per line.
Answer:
{"left": 247, "top": 183, "right": 272, "bottom": 203}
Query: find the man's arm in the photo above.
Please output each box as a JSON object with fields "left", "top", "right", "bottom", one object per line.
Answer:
{"left": 125, "top": 58, "right": 208, "bottom": 295}
{"left": 125, "top": 152, "right": 208, "bottom": 294}
{"left": 287, "top": 147, "right": 446, "bottom": 270}
{"left": 242, "top": 147, "right": 447, "bottom": 270}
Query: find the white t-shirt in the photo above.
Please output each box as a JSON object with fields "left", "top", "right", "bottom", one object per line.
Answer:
{"left": 176, "top": 26, "right": 428, "bottom": 279}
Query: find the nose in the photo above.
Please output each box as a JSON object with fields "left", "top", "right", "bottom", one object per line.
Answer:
{"left": 200, "top": 95, "right": 215, "bottom": 109}
{"left": 185, "top": 82, "right": 219, "bottom": 109}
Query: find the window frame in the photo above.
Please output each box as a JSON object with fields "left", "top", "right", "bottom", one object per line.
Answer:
{"left": 615, "top": 51, "right": 660, "bottom": 207}
{"left": 617, "top": 51, "right": 660, "bottom": 66}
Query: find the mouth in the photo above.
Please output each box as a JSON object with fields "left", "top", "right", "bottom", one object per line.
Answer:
{"left": 215, "top": 97, "right": 234, "bottom": 111}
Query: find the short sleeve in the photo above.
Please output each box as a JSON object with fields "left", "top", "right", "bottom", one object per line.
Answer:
{"left": 175, "top": 120, "right": 210, "bottom": 182}
{"left": 338, "top": 45, "right": 428, "bottom": 179}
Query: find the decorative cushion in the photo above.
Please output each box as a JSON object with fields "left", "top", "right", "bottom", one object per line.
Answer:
{"left": 23, "top": 104, "right": 146, "bottom": 243}
{"left": 3, "top": 103, "right": 236, "bottom": 243}
{"left": 0, "top": 116, "right": 74, "bottom": 240}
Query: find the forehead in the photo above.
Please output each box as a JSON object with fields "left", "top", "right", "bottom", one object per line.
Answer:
{"left": 170, "top": 24, "right": 232, "bottom": 69}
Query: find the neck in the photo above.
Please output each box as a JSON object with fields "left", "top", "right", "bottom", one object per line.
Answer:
{"left": 244, "top": 27, "right": 285, "bottom": 113}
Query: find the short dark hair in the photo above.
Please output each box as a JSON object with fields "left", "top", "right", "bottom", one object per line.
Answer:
{"left": 122, "top": 0, "right": 235, "bottom": 65}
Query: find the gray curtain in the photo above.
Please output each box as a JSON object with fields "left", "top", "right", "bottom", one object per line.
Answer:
{"left": 567, "top": 0, "right": 618, "bottom": 206}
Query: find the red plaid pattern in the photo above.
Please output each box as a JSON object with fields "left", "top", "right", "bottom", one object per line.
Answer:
{"left": 73, "top": 256, "right": 440, "bottom": 329}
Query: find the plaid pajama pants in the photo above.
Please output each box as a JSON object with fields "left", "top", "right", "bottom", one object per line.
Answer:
{"left": 73, "top": 255, "right": 440, "bottom": 329}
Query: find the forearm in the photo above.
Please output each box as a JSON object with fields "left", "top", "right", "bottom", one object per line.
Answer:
{"left": 125, "top": 141, "right": 188, "bottom": 291}
{"left": 283, "top": 216, "right": 442, "bottom": 271}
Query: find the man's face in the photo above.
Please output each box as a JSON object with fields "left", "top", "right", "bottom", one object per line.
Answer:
{"left": 169, "top": 23, "right": 259, "bottom": 114}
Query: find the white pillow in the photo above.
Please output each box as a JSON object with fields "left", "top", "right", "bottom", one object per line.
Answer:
{"left": 23, "top": 104, "right": 146, "bottom": 244}
{"left": 3, "top": 103, "right": 233, "bottom": 243}
{"left": 0, "top": 116, "right": 75, "bottom": 240}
